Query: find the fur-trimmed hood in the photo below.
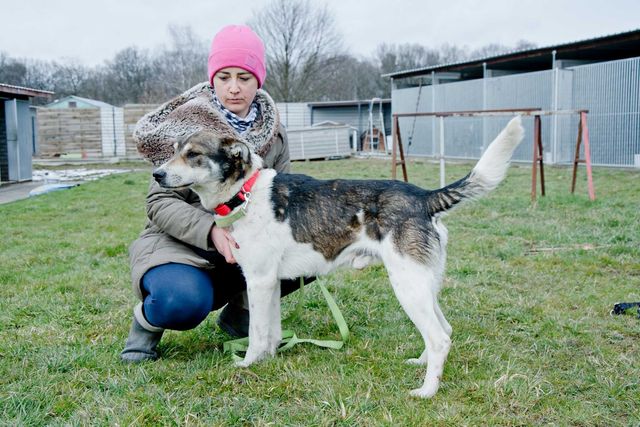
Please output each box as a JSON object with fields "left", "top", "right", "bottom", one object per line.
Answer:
{"left": 134, "top": 82, "right": 280, "bottom": 166}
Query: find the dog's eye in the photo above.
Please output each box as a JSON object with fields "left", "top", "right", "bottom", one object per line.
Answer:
{"left": 186, "top": 151, "right": 200, "bottom": 159}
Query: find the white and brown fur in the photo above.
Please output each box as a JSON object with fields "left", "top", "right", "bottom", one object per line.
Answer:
{"left": 152, "top": 117, "right": 525, "bottom": 398}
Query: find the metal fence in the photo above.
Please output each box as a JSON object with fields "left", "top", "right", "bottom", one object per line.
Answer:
{"left": 287, "top": 126, "right": 353, "bottom": 160}
{"left": 392, "top": 56, "right": 640, "bottom": 167}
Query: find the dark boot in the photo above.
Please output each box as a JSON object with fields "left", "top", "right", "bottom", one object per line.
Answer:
{"left": 216, "top": 295, "right": 250, "bottom": 338}
{"left": 216, "top": 277, "right": 316, "bottom": 338}
{"left": 120, "top": 303, "right": 164, "bottom": 362}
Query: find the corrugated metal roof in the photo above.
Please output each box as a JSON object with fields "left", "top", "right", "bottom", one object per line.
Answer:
{"left": 307, "top": 98, "right": 391, "bottom": 108}
{"left": 383, "top": 27, "right": 640, "bottom": 79}
{"left": 0, "top": 83, "right": 54, "bottom": 98}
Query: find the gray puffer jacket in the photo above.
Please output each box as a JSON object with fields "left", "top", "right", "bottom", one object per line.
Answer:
{"left": 129, "top": 82, "right": 289, "bottom": 299}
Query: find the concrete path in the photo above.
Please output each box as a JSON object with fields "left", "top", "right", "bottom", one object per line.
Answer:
{"left": 0, "top": 181, "right": 48, "bottom": 204}
{"left": 0, "top": 168, "right": 142, "bottom": 205}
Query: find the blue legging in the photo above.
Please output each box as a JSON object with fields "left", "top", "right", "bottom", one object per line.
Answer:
{"left": 141, "top": 262, "right": 313, "bottom": 331}
{"left": 142, "top": 262, "right": 246, "bottom": 330}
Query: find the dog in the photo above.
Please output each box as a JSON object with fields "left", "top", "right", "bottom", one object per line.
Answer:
{"left": 152, "top": 116, "right": 524, "bottom": 398}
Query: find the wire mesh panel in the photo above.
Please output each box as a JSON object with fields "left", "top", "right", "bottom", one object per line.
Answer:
{"left": 570, "top": 57, "right": 640, "bottom": 167}
{"left": 392, "top": 58, "right": 640, "bottom": 167}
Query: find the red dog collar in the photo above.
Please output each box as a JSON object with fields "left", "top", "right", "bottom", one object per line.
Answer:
{"left": 213, "top": 170, "right": 260, "bottom": 216}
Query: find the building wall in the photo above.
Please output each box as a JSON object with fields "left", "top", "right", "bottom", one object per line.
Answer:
{"left": 310, "top": 104, "right": 392, "bottom": 137}
{"left": 392, "top": 56, "right": 640, "bottom": 167}
{"left": 0, "top": 102, "right": 7, "bottom": 181}
{"left": 276, "top": 103, "right": 310, "bottom": 129}
{"left": 3, "top": 99, "right": 33, "bottom": 181}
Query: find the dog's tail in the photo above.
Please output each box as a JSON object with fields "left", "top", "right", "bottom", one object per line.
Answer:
{"left": 426, "top": 116, "right": 524, "bottom": 216}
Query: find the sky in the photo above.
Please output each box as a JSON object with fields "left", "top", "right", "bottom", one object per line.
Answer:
{"left": 2, "top": 0, "right": 639, "bottom": 66}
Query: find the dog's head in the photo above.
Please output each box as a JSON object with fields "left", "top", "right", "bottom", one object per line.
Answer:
{"left": 152, "top": 131, "right": 253, "bottom": 192}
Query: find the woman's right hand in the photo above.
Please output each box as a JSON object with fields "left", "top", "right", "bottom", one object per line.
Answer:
{"left": 210, "top": 225, "right": 239, "bottom": 264}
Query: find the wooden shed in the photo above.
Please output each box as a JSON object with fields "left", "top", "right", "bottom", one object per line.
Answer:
{"left": 0, "top": 83, "right": 53, "bottom": 183}
{"left": 38, "top": 96, "right": 125, "bottom": 158}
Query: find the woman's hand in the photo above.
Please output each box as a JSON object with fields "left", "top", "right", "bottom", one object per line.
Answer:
{"left": 210, "top": 225, "right": 239, "bottom": 264}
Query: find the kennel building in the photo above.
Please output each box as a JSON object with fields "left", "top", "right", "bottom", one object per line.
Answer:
{"left": 385, "top": 28, "right": 640, "bottom": 167}
{"left": 0, "top": 83, "right": 53, "bottom": 183}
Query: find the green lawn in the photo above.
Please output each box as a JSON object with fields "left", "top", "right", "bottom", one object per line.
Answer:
{"left": 1, "top": 158, "right": 639, "bottom": 426}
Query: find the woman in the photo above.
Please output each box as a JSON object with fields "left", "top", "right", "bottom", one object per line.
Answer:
{"left": 121, "top": 25, "right": 308, "bottom": 362}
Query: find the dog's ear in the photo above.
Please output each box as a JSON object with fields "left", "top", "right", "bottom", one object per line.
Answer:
{"left": 221, "top": 138, "right": 251, "bottom": 164}
{"left": 177, "top": 131, "right": 200, "bottom": 146}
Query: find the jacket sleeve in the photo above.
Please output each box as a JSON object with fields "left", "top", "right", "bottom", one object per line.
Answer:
{"left": 263, "top": 126, "right": 291, "bottom": 173}
{"left": 145, "top": 178, "right": 216, "bottom": 251}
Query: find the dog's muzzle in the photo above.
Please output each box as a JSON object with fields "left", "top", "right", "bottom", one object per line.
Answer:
{"left": 152, "top": 169, "right": 166, "bottom": 184}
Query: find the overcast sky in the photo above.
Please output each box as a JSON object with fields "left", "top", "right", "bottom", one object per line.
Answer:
{"left": 2, "top": 0, "right": 639, "bottom": 66}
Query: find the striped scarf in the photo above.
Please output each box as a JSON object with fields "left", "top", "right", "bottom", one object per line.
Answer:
{"left": 212, "top": 92, "right": 259, "bottom": 135}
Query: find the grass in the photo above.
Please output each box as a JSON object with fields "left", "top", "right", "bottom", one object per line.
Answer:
{"left": 1, "top": 157, "right": 639, "bottom": 426}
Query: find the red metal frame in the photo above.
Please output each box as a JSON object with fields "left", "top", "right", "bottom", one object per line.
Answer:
{"left": 391, "top": 109, "right": 596, "bottom": 202}
{"left": 570, "top": 111, "right": 596, "bottom": 200}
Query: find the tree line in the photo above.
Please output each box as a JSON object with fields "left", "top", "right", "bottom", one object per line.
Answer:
{"left": 1, "top": 0, "right": 534, "bottom": 106}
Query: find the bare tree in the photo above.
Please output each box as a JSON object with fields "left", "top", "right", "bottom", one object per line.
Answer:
{"left": 319, "top": 54, "right": 384, "bottom": 101}
{"left": 376, "top": 43, "right": 442, "bottom": 74}
{"left": 150, "top": 24, "right": 208, "bottom": 99}
{"left": 249, "top": 0, "right": 344, "bottom": 101}
{"left": 104, "top": 47, "right": 152, "bottom": 105}
{"left": 373, "top": 40, "right": 538, "bottom": 96}
{"left": 50, "top": 59, "right": 90, "bottom": 95}
{"left": 23, "top": 59, "right": 53, "bottom": 90}
{"left": 0, "top": 52, "right": 27, "bottom": 86}
{"left": 3, "top": 17, "right": 539, "bottom": 106}
{"left": 469, "top": 40, "right": 536, "bottom": 59}
{"left": 437, "top": 43, "right": 469, "bottom": 64}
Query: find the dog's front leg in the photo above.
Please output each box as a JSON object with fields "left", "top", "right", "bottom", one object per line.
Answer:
{"left": 235, "top": 272, "right": 281, "bottom": 368}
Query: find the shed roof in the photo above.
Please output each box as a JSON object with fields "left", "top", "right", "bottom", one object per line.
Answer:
{"left": 0, "top": 83, "right": 54, "bottom": 99}
{"left": 307, "top": 98, "right": 391, "bottom": 108}
{"left": 383, "top": 28, "right": 640, "bottom": 80}
{"left": 46, "top": 95, "right": 115, "bottom": 109}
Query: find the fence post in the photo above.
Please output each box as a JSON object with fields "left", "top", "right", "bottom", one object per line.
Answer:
{"left": 531, "top": 115, "right": 546, "bottom": 202}
{"left": 391, "top": 115, "right": 408, "bottom": 182}
{"left": 392, "top": 115, "right": 398, "bottom": 179}
{"left": 571, "top": 111, "right": 596, "bottom": 201}
{"left": 439, "top": 116, "right": 445, "bottom": 188}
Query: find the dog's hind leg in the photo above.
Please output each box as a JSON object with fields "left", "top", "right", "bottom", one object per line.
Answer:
{"left": 434, "top": 295, "right": 452, "bottom": 337}
{"left": 383, "top": 252, "right": 451, "bottom": 398}
{"left": 406, "top": 292, "right": 451, "bottom": 366}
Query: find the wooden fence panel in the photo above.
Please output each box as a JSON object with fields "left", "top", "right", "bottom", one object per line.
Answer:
{"left": 37, "top": 108, "right": 103, "bottom": 158}
{"left": 123, "top": 104, "right": 159, "bottom": 159}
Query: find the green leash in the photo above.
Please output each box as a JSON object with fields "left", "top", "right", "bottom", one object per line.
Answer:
{"left": 223, "top": 278, "right": 349, "bottom": 361}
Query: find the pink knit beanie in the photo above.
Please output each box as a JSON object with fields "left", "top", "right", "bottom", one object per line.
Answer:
{"left": 208, "top": 25, "right": 266, "bottom": 88}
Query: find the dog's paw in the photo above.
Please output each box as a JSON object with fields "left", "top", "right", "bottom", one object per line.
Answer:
{"left": 351, "top": 255, "right": 373, "bottom": 270}
{"left": 235, "top": 353, "right": 264, "bottom": 368}
{"left": 267, "top": 341, "right": 280, "bottom": 356}
{"left": 235, "top": 347, "right": 273, "bottom": 368}
{"left": 405, "top": 357, "right": 427, "bottom": 366}
{"left": 409, "top": 385, "right": 438, "bottom": 399}
{"left": 235, "top": 359, "right": 253, "bottom": 368}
